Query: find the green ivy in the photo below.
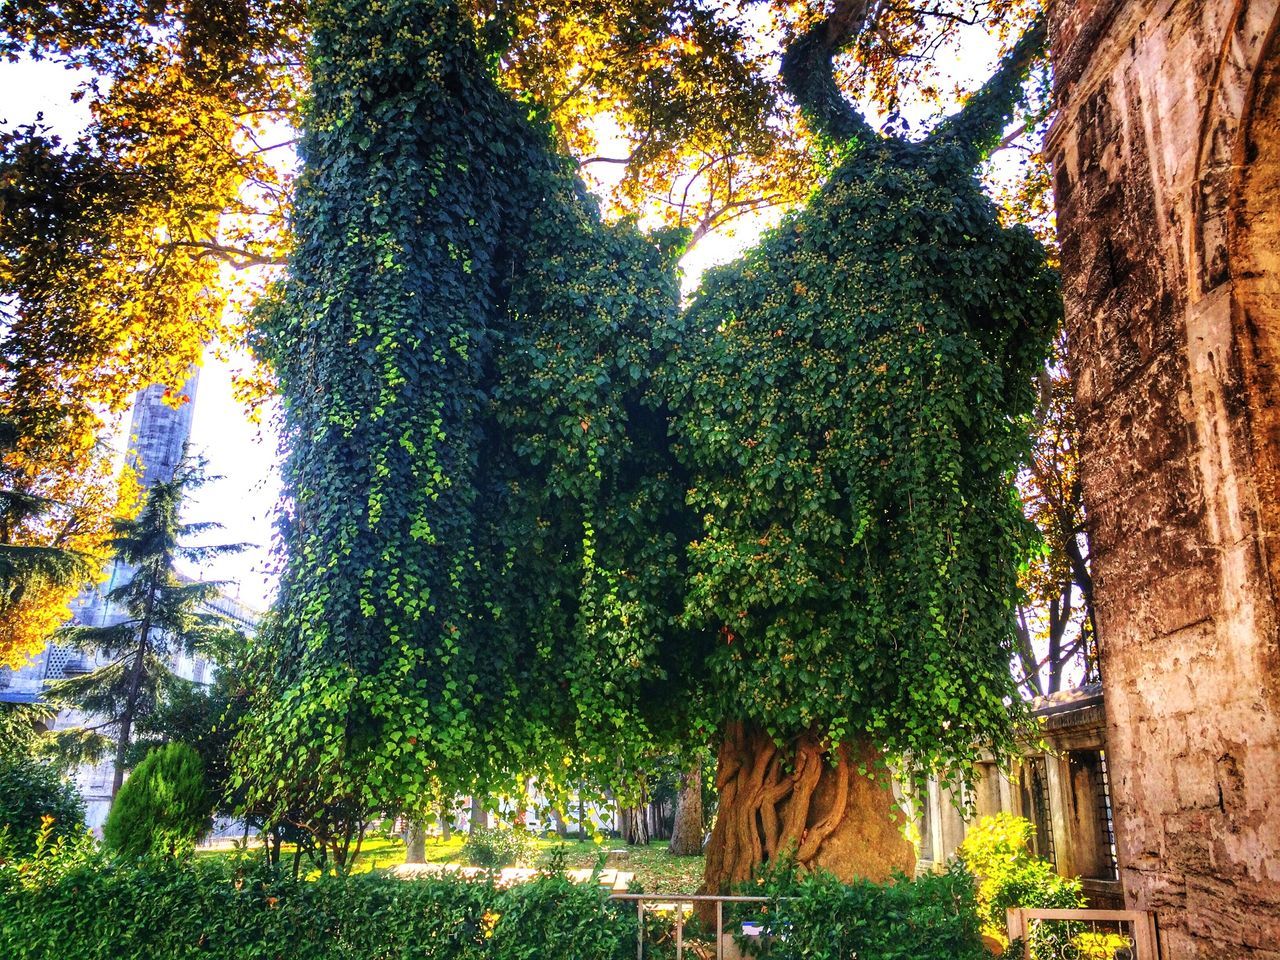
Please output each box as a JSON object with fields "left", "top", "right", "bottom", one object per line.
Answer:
{"left": 667, "top": 20, "right": 1058, "bottom": 791}
{"left": 240, "top": 0, "right": 1057, "bottom": 833}
{"left": 238, "top": 0, "right": 690, "bottom": 827}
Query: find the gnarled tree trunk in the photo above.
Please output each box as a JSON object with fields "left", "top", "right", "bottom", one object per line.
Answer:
{"left": 701, "top": 722, "right": 914, "bottom": 894}
{"left": 668, "top": 760, "right": 705, "bottom": 856}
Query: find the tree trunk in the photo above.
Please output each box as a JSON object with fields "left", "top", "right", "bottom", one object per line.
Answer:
{"left": 551, "top": 808, "right": 568, "bottom": 838}
{"left": 439, "top": 805, "right": 452, "bottom": 842}
{"left": 577, "top": 787, "right": 587, "bottom": 838}
{"left": 619, "top": 805, "right": 650, "bottom": 845}
{"left": 701, "top": 722, "right": 914, "bottom": 895}
{"left": 405, "top": 820, "right": 426, "bottom": 863}
{"left": 469, "top": 795, "right": 487, "bottom": 834}
{"left": 111, "top": 611, "right": 154, "bottom": 798}
{"left": 668, "top": 760, "right": 704, "bottom": 856}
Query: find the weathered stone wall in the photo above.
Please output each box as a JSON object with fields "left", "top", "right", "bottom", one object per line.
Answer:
{"left": 1046, "top": 1, "right": 1280, "bottom": 956}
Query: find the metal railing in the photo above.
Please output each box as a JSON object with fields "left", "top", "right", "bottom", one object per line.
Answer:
{"left": 1006, "top": 908, "right": 1158, "bottom": 959}
{"left": 612, "top": 893, "right": 777, "bottom": 960}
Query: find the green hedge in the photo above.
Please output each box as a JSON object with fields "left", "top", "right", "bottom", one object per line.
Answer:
{"left": 0, "top": 855, "right": 986, "bottom": 960}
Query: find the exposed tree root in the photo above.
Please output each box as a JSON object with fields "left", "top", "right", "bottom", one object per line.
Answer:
{"left": 701, "top": 722, "right": 915, "bottom": 897}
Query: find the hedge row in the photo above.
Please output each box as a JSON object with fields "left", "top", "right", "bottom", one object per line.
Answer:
{"left": 0, "top": 856, "right": 987, "bottom": 960}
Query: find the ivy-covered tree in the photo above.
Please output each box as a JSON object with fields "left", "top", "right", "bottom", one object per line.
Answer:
{"left": 235, "top": 0, "right": 692, "bottom": 860}
{"left": 668, "top": 6, "right": 1058, "bottom": 890}
{"left": 243, "top": 0, "right": 1057, "bottom": 891}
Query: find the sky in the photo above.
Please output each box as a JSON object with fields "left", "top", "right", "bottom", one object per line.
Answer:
{"left": 0, "top": 24, "right": 1013, "bottom": 615}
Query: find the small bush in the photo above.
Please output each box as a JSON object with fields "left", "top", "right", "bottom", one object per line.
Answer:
{"left": 462, "top": 826, "right": 537, "bottom": 868}
{"left": 0, "top": 755, "right": 83, "bottom": 859}
{"left": 103, "top": 742, "right": 211, "bottom": 859}
{"left": 749, "top": 857, "right": 989, "bottom": 960}
{"left": 957, "top": 813, "right": 1085, "bottom": 955}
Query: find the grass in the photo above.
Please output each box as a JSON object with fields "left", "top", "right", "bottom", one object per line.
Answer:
{"left": 201, "top": 833, "right": 706, "bottom": 892}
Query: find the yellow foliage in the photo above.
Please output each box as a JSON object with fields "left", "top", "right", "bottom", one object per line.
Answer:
{"left": 0, "top": 447, "right": 143, "bottom": 670}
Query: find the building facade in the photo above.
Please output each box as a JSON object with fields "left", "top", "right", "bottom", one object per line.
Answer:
{"left": 1046, "top": 1, "right": 1280, "bottom": 955}
{"left": 916, "top": 686, "right": 1124, "bottom": 910}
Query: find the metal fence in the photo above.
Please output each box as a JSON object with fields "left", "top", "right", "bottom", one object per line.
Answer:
{"left": 612, "top": 893, "right": 777, "bottom": 960}
{"left": 1006, "top": 908, "right": 1159, "bottom": 959}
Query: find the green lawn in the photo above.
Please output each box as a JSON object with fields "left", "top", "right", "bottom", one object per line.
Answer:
{"left": 201, "top": 834, "right": 705, "bottom": 892}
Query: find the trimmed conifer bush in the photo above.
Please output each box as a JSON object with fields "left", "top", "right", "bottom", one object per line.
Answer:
{"left": 102, "top": 742, "right": 211, "bottom": 859}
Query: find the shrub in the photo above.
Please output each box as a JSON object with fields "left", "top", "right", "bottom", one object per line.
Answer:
{"left": 103, "top": 742, "right": 211, "bottom": 859}
{"left": 462, "top": 826, "right": 537, "bottom": 868}
{"left": 957, "top": 814, "right": 1085, "bottom": 955}
{"left": 0, "top": 755, "right": 83, "bottom": 859}
{"left": 0, "top": 856, "right": 629, "bottom": 960}
{"left": 749, "top": 858, "right": 989, "bottom": 960}
{"left": 0, "top": 847, "right": 1000, "bottom": 960}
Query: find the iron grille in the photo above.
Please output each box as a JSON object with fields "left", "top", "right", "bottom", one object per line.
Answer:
{"left": 1094, "top": 750, "right": 1119, "bottom": 879}
{"left": 1028, "top": 756, "right": 1057, "bottom": 867}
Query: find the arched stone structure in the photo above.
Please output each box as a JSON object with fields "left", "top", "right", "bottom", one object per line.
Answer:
{"left": 1047, "top": 2, "right": 1280, "bottom": 956}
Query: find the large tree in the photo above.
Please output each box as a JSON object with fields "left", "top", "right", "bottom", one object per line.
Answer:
{"left": 668, "top": 5, "right": 1057, "bottom": 890}
{"left": 238, "top": 0, "right": 1057, "bottom": 889}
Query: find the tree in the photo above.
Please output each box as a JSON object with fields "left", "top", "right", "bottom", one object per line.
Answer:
{"left": 48, "top": 458, "right": 245, "bottom": 797}
{"left": 239, "top": 0, "right": 1057, "bottom": 892}
{"left": 0, "top": 419, "right": 140, "bottom": 669}
{"left": 667, "top": 759, "right": 705, "bottom": 857}
{"left": 102, "top": 741, "right": 211, "bottom": 859}
{"left": 127, "top": 628, "right": 251, "bottom": 818}
{"left": 1014, "top": 332, "right": 1096, "bottom": 698}
{"left": 668, "top": 5, "right": 1057, "bottom": 891}
{"left": 0, "top": 1, "right": 1045, "bottom": 487}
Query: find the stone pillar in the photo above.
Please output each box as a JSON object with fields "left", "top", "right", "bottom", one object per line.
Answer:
{"left": 1046, "top": 2, "right": 1280, "bottom": 956}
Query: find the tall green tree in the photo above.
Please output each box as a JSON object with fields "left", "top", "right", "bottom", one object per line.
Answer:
{"left": 48, "top": 459, "right": 245, "bottom": 797}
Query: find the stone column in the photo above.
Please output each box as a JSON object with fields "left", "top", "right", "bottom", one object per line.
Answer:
{"left": 1046, "top": 1, "right": 1280, "bottom": 956}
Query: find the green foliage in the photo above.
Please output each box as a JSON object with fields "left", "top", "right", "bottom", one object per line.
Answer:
{"left": 103, "top": 743, "right": 211, "bottom": 859}
{"left": 128, "top": 631, "right": 250, "bottom": 818}
{"left": 244, "top": 0, "right": 1057, "bottom": 859}
{"left": 462, "top": 827, "right": 537, "bottom": 868}
{"left": 745, "top": 858, "right": 989, "bottom": 960}
{"left": 957, "top": 813, "right": 1083, "bottom": 951}
{"left": 238, "top": 0, "right": 688, "bottom": 832}
{"left": 0, "top": 852, "right": 1004, "bottom": 960}
{"left": 0, "top": 755, "right": 83, "bottom": 859}
{"left": 668, "top": 20, "right": 1058, "bottom": 793}
{"left": 0, "top": 857, "right": 633, "bottom": 960}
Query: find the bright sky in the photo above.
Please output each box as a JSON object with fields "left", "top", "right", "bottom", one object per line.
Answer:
{"left": 0, "top": 25, "right": 1013, "bottom": 615}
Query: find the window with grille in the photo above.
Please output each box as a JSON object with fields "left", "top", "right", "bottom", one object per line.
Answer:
{"left": 1094, "top": 750, "right": 1119, "bottom": 879}
{"left": 1026, "top": 756, "right": 1057, "bottom": 867}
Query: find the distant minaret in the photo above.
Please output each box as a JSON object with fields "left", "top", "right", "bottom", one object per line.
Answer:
{"left": 63, "top": 372, "right": 201, "bottom": 633}
{"left": 0, "top": 373, "right": 204, "bottom": 696}
{"left": 123, "top": 374, "right": 201, "bottom": 488}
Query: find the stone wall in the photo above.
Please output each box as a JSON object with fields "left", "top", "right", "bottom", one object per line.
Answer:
{"left": 1046, "top": 1, "right": 1280, "bottom": 956}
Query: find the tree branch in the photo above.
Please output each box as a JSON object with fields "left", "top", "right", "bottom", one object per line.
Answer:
{"left": 925, "top": 17, "right": 1047, "bottom": 160}
{"left": 168, "top": 240, "right": 286, "bottom": 268}
{"left": 779, "top": 0, "right": 879, "bottom": 147}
